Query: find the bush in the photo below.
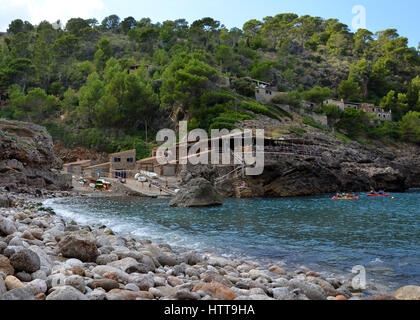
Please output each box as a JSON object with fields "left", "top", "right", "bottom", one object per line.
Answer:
{"left": 209, "top": 121, "right": 237, "bottom": 131}
{"left": 301, "top": 86, "right": 334, "bottom": 104}
{"left": 241, "top": 101, "right": 280, "bottom": 120}
{"left": 323, "top": 104, "right": 342, "bottom": 119}
{"left": 200, "top": 91, "right": 235, "bottom": 107}
{"left": 289, "top": 126, "right": 306, "bottom": 136}
{"left": 270, "top": 91, "right": 302, "bottom": 108}
{"left": 368, "top": 121, "right": 401, "bottom": 140}
{"left": 303, "top": 116, "right": 329, "bottom": 132}
{"left": 230, "top": 78, "right": 255, "bottom": 97}
{"left": 336, "top": 107, "right": 374, "bottom": 137}
{"left": 399, "top": 111, "right": 420, "bottom": 144}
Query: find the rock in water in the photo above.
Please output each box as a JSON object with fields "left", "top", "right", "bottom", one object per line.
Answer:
{"left": 10, "top": 249, "right": 41, "bottom": 273}
{"left": 58, "top": 235, "right": 99, "bottom": 262}
{"left": 393, "top": 285, "right": 420, "bottom": 300}
{"left": 170, "top": 178, "right": 224, "bottom": 207}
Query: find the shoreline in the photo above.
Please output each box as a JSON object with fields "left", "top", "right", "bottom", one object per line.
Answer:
{"left": 0, "top": 190, "right": 416, "bottom": 300}
{"left": 0, "top": 192, "right": 416, "bottom": 300}
{"left": 44, "top": 193, "right": 402, "bottom": 292}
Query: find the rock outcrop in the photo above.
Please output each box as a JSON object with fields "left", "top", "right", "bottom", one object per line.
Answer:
{"left": 214, "top": 131, "right": 420, "bottom": 197}
{"left": 0, "top": 119, "right": 71, "bottom": 193}
{"left": 170, "top": 178, "right": 224, "bottom": 207}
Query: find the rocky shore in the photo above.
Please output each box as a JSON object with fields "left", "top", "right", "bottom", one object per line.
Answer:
{"left": 1, "top": 192, "right": 419, "bottom": 301}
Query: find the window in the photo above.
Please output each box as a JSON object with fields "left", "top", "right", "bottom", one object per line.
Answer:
{"left": 114, "top": 157, "right": 121, "bottom": 163}
{"left": 127, "top": 158, "right": 134, "bottom": 163}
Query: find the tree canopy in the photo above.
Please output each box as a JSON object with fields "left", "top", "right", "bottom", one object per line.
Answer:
{"left": 0, "top": 13, "right": 418, "bottom": 153}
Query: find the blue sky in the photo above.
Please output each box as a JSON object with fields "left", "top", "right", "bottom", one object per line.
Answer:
{"left": 0, "top": 0, "right": 418, "bottom": 47}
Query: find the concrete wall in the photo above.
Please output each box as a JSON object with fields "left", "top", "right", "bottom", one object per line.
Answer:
{"left": 255, "top": 88, "right": 276, "bottom": 104}
{"left": 280, "top": 105, "right": 329, "bottom": 127}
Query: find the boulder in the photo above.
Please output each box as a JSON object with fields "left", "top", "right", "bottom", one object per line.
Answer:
{"left": 0, "top": 217, "right": 17, "bottom": 235}
{"left": 58, "top": 235, "right": 99, "bottom": 262}
{"left": 269, "top": 265, "right": 286, "bottom": 275}
{"left": 125, "top": 283, "right": 140, "bottom": 292}
{"left": 175, "top": 289, "right": 201, "bottom": 300}
{"left": 156, "top": 253, "right": 179, "bottom": 267}
{"left": 108, "top": 257, "right": 150, "bottom": 274}
{"left": 0, "top": 287, "right": 36, "bottom": 300}
{"left": 129, "top": 274, "right": 155, "bottom": 291}
{"left": 249, "top": 269, "right": 272, "bottom": 281}
{"left": 91, "top": 266, "right": 130, "bottom": 283}
{"left": 10, "top": 249, "right": 41, "bottom": 273}
{"left": 170, "top": 178, "right": 224, "bottom": 207}
{"left": 272, "top": 287, "right": 291, "bottom": 300}
{"left": 64, "top": 275, "right": 86, "bottom": 293}
{"left": 192, "top": 282, "right": 238, "bottom": 300}
{"left": 16, "top": 272, "right": 32, "bottom": 282}
{"left": 288, "top": 279, "right": 327, "bottom": 300}
{"left": 0, "top": 256, "right": 14, "bottom": 275}
{"left": 87, "top": 279, "right": 120, "bottom": 292}
{"left": 25, "top": 279, "right": 47, "bottom": 295}
{"left": 393, "top": 285, "right": 420, "bottom": 300}
{"left": 96, "top": 254, "right": 119, "bottom": 265}
{"left": 367, "top": 295, "right": 396, "bottom": 300}
{"left": 0, "top": 277, "right": 6, "bottom": 296}
{"left": 0, "top": 241, "right": 7, "bottom": 254}
{"left": 46, "top": 285, "right": 88, "bottom": 300}
{"left": 86, "top": 289, "right": 107, "bottom": 300}
{"left": 5, "top": 275, "right": 24, "bottom": 291}
{"left": 106, "top": 289, "right": 153, "bottom": 300}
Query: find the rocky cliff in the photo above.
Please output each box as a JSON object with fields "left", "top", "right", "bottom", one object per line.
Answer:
{"left": 234, "top": 133, "right": 420, "bottom": 197}
{"left": 0, "top": 119, "right": 71, "bottom": 193}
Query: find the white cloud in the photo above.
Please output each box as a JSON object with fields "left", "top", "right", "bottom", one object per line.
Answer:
{"left": 0, "top": 0, "right": 104, "bottom": 31}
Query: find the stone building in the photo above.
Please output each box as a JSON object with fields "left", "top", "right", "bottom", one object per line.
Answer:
{"left": 63, "top": 160, "right": 92, "bottom": 175}
{"left": 323, "top": 99, "right": 392, "bottom": 121}
{"left": 83, "top": 162, "right": 110, "bottom": 179}
{"left": 109, "top": 149, "right": 136, "bottom": 179}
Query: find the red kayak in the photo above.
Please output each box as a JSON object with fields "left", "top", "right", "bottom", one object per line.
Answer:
{"left": 332, "top": 196, "right": 359, "bottom": 200}
{"left": 367, "top": 194, "right": 390, "bottom": 197}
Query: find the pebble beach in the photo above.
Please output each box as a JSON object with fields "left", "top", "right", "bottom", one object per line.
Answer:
{"left": 0, "top": 191, "right": 418, "bottom": 301}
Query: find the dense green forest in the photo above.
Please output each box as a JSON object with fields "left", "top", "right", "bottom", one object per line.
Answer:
{"left": 0, "top": 14, "right": 420, "bottom": 155}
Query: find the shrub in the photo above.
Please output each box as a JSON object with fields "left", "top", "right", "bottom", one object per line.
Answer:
{"left": 289, "top": 126, "right": 307, "bottom": 136}
{"left": 301, "top": 86, "right": 334, "bottom": 104}
{"left": 230, "top": 78, "right": 255, "bottom": 97}
{"left": 241, "top": 101, "right": 280, "bottom": 120}
{"left": 399, "top": 111, "right": 420, "bottom": 144}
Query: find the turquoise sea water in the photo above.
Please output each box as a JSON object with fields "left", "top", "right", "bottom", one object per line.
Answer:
{"left": 45, "top": 190, "right": 420, "bottom": 290}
